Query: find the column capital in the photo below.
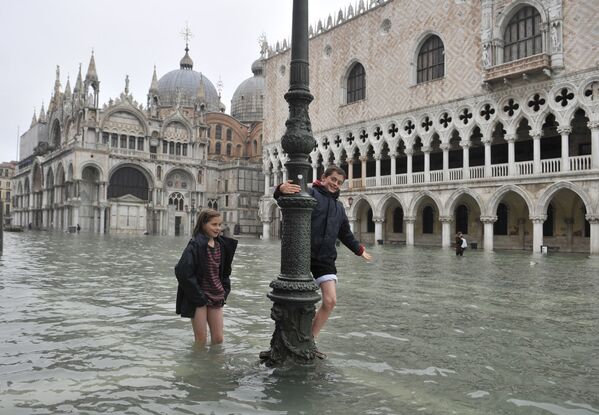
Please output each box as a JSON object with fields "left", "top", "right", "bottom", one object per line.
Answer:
{"left": 480, "top": 215, "right": 498, "bottom": 224}
{"left": 372, "top": 217, "right": 385, "bottom": 223}
{"left": 389, "top": 151, "right": 398, "bottom": 158}
{"left": 261, "top": 220, "right": 272, "bottom": 225}
{"left": 404, "top": 216, "right": 416, "bottom": 224}
{"left": 530, "top": 215, "right": 547, "bottom": 224}
{"left": 421, "top": 145, "right": 431, "bottom": 153}
{"left": 530, "top": 130, "right": 543, "bottom": 140}
{"left": 439, "top": 215, "right": 454, "bottom": 223}
{"left": 460, "top": 141, "right": 472, "bottom": 149}
{"left": 504, "top": 133, "right": 517, "bottom": 143}
{"left": 404, "top": 149, "right": 415, "bottom": 156}
{"left": 556, "top": 126, "right": 572, "bottom": 135}
{"left": 587, "top": 120, "right": 599, "bottom": 131}
{"left": 359, "top": 155, "right": 368, "bottom": 162}
{"left": 373, "top": 154, "right": 382, "bottom": 161}
{"left": 440, "top": 143, "right": 450, "bottom": 151}
{"left": 585, "top": 214, "right": 599, "bottom": 224}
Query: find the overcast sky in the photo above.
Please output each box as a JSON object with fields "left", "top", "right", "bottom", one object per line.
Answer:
{"left": 0, "top": 0, "right": 352, "bottom": 163}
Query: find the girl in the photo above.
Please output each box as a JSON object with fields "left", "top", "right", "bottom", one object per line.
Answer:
{"left": 175, "top": 209, "right": 238, "bottom": 345}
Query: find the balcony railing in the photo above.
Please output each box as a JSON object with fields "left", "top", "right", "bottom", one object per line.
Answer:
{"left": 335, "top": 156, "right": 593, "bottom": 191}
{"left": 484, "top": 53, "right": 551, "bottom": 83}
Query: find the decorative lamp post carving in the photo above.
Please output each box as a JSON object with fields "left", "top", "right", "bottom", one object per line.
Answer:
{"left": 259, "top": 0, "right": 321, "bottom": 365}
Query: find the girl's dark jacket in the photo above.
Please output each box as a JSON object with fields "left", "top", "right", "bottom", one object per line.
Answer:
{"left": 174, "top": 234, "right": 238, "bottom": 318}
{"left": 274, "top": 180, "right": 364, "bottom": 270}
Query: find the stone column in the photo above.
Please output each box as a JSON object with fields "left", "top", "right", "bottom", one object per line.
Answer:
{"left": 262, "top": 220, "right": 271, "bottom": 240}
{"left": 100, "top": 207, "right": 105, "bottom": 234}
{"left": 389, "top": 152, "right": 397, "bottom": 181}
{"left": 406, "top": 149, "right": 413, "bottom": 184}
{"left": 506, "top": 133, "right": 516, "bottom": 176}
{"left": 347, "top": 160, "right": 353, "bottom": 189}
{"left": 282, "top": 167, "right": 288, "bottom": 183}
{"left": 439, "top": 216, "right": 454, "bottom": 248}
{"left": 312, "top": 163, "right": 318, "bottom": 183}
{"left": 483, "top": 137, "right": 492, "bottom": 178}
{"left": 423, "top": 146, "right": 430, "bottom": 182}
{"left": 461, "top": 142, "right": 470, "bottom": 179}
{"left": 531, "top": 215, "right": 546, "bottom": 253}
{"left": 440, "top": 143, "right": 449, "bottom": 181}
{"left": 374, "top": 154, "right": 381, "bottom": 186}
{"left": 557, "top": 126, "right": 571, "bottom": 172}
{"left": 349, "top": 219, "right": 356, "bottom": 233}
{"left": 273, "top": 168, "right": 280, "bottom": 186}
{"left": 480, "top": 216, "right": 497, "bottom": 252}
{"left": 374, "top": 218, "right": 384, "bottom": 244}
{"left": 360, "top": 155, "right": 367, "bottom": 187}
{"left": 588, "top": 121, "right": 599, "bottom": 170}
{"left": 405, "top": 216, "right": 416, "bottom": 246}
{"left": 264, "top": 170, "right": 271, "bottom": 196}
{"left": 532, "top": 130, "right": 542, "bottom": 174}
{"left": 586, "top": 214, "right": 599, "bottom": 255}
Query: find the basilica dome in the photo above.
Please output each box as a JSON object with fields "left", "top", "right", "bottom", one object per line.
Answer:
{"left": 157, "top": 47, "right": 222, "bottom": 112}
{"left": 230, "top": 57, "right": 265, "bottom": 123}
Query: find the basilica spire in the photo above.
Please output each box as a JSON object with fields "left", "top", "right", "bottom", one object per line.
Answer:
{"left": 179, "top": 24, "right": 194, "bottom": 70}
{"left": 39, "top": 102, "right": 46, "bottom": 123}
{"left": 74, "top": 63, "right": 83, "bottom": 95}
{"left": 149, "top": 65, "right": 158, "bottom": 94}
{"left": 31, "top": 108, "right": 37, "bottom": 127}
{"left": 85, "top": 51, "right": 98, "bottom": 82}
{"left": 64, "top": 76, "right": 72, "bottom": 98}
{"left": 53, "top": 65, "right": 61, "bottom": 95}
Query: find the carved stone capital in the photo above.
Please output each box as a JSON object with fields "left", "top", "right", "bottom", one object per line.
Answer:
{"left": 505, "top": 133, "right": 517, "bottom": 143}
{"left": 404, "top": 215, "right": 416, "bottom": 224}
{"left": 556, "top": 126, "right": 572, "bottom": 135}
{"left": 359, "top": 155, "right": 369, "bottom": 162}
{"left": 585, "top": 214, "right": 599, "bottom": 224}
{"left": 480, "top": 215, "right": 498, "bottom": 224}
{"left": 530, "top": 215, "right": 547, "bottom": 224}
{"left": 460, "top": 141, "right": 472, "bottom": 149}
{"left": 404, "top": 149, "right": 415, "bottom": 156}
{"left": 440, "top": 143, "right": 450, "bottom": 151}
{"left": 530, "top": 130, "right": 543, "bottom": 140}
{"left": 587, "top": 121, "right": 599, "bottom": 131}
{"left": 439, "top": 215, "right": 454, "bottom": 223}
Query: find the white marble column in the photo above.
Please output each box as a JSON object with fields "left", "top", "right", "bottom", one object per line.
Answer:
{"left": 423, "top": 146, "right": 430, "bottom": 183}
{"left": 389, "top": 152, "right": 397, "bottom": 181}
{"left": 374, "top": 218, "right": 384, "bottom": 244}
{"left": 557, "top": 126, "right": 571, "bottom": 172}
{"left": 264, "top": 170, "right": 271, "bottom": 196}
{"left": 406, "top": 149, "right": 413, "bottom": 184}
{"left": 440, "top": 216, "right": 453, "bottom": 248}
{"left": 588, "top": 122, "right": 599, "bottom": 170}
{"left": 360, "top": 155, "right": 367, "bottom": 187}
{"left": 480, "top": 216, "right": 497, "bottom": 252}
{"left": 586, "top": 215, "right": 599, "bottom": 255}
{"left": 405, "top": 216, "right": 415, "bottom": 246}
{"left": 374, "top": 154, "right": 381, "bottom": 186}
{"left": 347, "top": 161, "right": 354, "bottom": 189}
{"left": 531, "top": 216, "right": 546, "bottom": 253}
{"left": 506, "top": 133, "right": 516, "bottom": 176}
{"left": 100, "top": 207, "right": 105, "bottom": 234}
{"left": 532, "top": 130, "right": 542, "bottom": 174}
{"left": 440, "top": 143, "right": 449, "bottom": 181}
{"left": 74, "top": 206, "right": 80, "bottom": 229}
{"left": 483, "top": 137, "right": 492, "bottom": 178}
{"left": 312, "top": 163, "right": 318, "bottom": 183}
{"left": 462, "top": 142, "right": 470, "bottom": 179}
{"left": 282, "top": 167, "right": 288, "bottom": 183}
{"left": 262, "top": 220, "right": 271, "bottom": 240}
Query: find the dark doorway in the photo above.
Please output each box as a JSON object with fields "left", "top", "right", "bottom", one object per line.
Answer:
{"left": 175, "top": 216, "right": 182, "bottom": 236}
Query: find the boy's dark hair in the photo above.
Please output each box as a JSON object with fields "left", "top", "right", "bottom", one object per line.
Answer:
{"left": 322, "top": 165, "right": 346, "bottom": 179}
{"left": 193, "top": 208, "right": 221, "bottom": 237}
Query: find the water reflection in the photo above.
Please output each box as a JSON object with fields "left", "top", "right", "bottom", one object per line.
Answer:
{"left": 1, "top": 232, "right": 598, "bottom": 414}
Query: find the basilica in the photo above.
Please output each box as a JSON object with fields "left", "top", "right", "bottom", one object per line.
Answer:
{"left": 12, "top": 43, "right": 266, "bottom": 237}
{"left": 260, "top": 0, "right": 599, "bottom": 254}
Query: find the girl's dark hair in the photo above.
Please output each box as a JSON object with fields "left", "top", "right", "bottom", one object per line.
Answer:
{"left": 192, "top": 208, "right": 221, "bottom": 237}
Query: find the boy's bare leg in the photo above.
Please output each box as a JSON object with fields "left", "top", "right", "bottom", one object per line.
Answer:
{"left": 191, "top": 306, "right": 208, "bottom": 345}
{"left": 312, "top": 280, "right": 337, "bottom": 339}
{"left": 207, "top": 307, "right": 224, "bottom": 344}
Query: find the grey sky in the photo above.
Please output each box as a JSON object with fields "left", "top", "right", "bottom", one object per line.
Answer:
{"left": 0, "top": 0, "right": 352, "bottom": 163}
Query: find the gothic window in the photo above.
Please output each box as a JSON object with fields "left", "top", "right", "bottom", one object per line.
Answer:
{"left": 168, "top": 192, "right": 185, "bottom": 211}
{"left": 543, "top": 203, "right": 554, "bottom": 237}
{"left": 226, "top": 129, "right": 232, "bottom": 141}
{"left": 455, "top": 205, "right": 469, "bottom": 235}
{"left": 137, "top": 137, "right": 144, "bottom": 151}
{"left": 226, "top": 143, "right": 232, "bottom": 156}
{"left": 347, "top": 62, "right": 366, "bottom": 104}
{"left": 102, "top": 132, "right": 109, "bottom": 145}
{"left": 423, "top": 206, "right": 434, "bottom": 234}
{"left": 215, "top": 142, "right": 221, "bottom": 154}
{"left": 176, "top": 143, "right": 181, "bottom": 156}
{"left": 393, "top": 207, "right": 404, "bottom": 233}
{"left": 503, "top": 6, "right": 542, "bottom": 63}
{"left": 216, "top": 125, "right": 222, "bottom": 140}
{"left": 163, "top": 141, "right": 168, "bottom": 154}
{"left": 120, "top": 135, "right": 127, "bottom": 148}
{"left": 129, "top": 137, "right": 136, "bottom": 150}
{"left": 495, "top": 203, "right": 508, "bottom": 235}
{"left": 157, "top": 166, "right": 162, "bottom": 180}
{"left": 111, "top": 134, "right": 118, "bottom": 148}
{"left": 367, "top": 208, "right": 375, "bottom": 233}
{"left": 108, "top": 167, "right": 149, "bottom": 200}
{"left": 253, "top": 140, "right": 258, "bottom": 155}
{"left": 417, "top": 35, "right": 444, "bottom": 83}
{"left": 169, "top": 142, "right": 175, "bottom": 155}
{"left": 182, "top": 144, "right": 188, "bottom": 156}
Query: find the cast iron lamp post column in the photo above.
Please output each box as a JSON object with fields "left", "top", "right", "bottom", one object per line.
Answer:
{"left": 259, "top": 0, "right": 321, "bottom": 365}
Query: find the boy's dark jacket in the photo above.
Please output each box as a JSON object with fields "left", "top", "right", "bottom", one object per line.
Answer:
{"left": 174, "top": 234, "right": 238, "bottom": 318}
{"left": 274, "top": 180, "right": 364, "bottom": 265}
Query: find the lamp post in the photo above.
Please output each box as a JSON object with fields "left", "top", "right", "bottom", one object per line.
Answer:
{"left": 259, "top": 0, "right": 321, "bottom": 365}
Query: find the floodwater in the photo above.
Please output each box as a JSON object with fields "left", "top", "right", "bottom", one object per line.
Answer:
{"left": 1, "top": 231, "right": 598, "bottom": 415}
